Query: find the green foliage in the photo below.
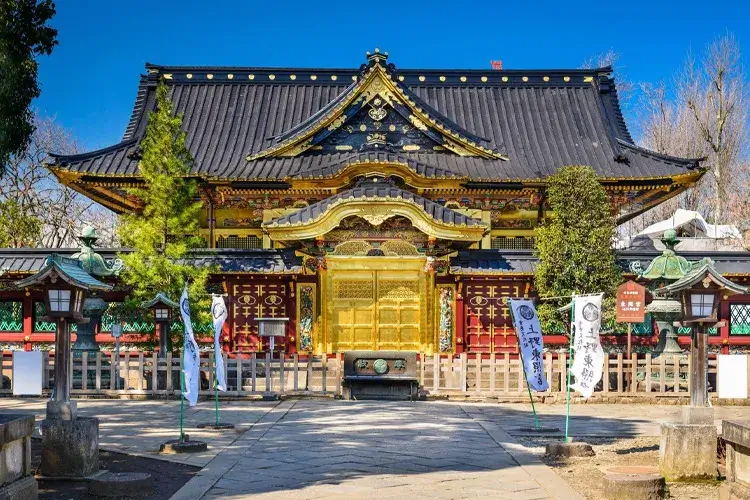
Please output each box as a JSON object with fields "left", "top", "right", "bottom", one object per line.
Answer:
{"left": 0, "top": 199, "right": 40, "bottom": 247}
{"left": 118, "top": 81, "right": 211, "bottom": 350}
{"left": 534, "top": 165, "right": 622, "bottom": 333}
{"left": 0, "top": 0, "right": 57, "bottom": 175}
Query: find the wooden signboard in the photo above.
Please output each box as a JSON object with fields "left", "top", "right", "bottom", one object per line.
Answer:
{"left": 616, "top": 281, "right": 646, "bottom": 324}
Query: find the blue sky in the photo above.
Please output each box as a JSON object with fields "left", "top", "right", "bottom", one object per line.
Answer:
{"left": 35, "top": 0, "right": 749, "bottom": 152}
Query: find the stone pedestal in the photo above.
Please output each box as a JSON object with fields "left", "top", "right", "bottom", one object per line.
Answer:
{"left": 0, "top": 414, "right": 38, "bottom": 500}
{"left": 659, "top": 421, "right": 717, "bottom": 481}
{"left": 720, "top": 420, "right": 750, "bottom": 500}
{"left": 41, "top": 417, "right": 99, "bottom": 478}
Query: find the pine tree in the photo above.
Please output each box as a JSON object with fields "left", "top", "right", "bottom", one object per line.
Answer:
{"left": 118, "top": 80, "right": 210, "bottom": 349}
{"left": 534, "top": 165, "right": 622, "bottom": 332}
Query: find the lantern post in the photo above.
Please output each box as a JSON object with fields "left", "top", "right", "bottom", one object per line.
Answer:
{"left": 14, "top": 255, "right": 112, "bottom": 478}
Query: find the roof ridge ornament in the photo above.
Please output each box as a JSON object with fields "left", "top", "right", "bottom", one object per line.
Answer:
{"left": 366, "top": 48, "right": 388, "bottom": 65}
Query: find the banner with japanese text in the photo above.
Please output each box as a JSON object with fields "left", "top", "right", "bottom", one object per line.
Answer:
{"left": 570, "top": 294, "right": 604, "bottom": 399}
{"left": 509, "top": 299, "right": 549, "bottom": 391}
{"left": 211, "top": 295, "right": 228, "bottom": 392}
{"left": 180, "top": 285, "right": 200, "bottom": 406}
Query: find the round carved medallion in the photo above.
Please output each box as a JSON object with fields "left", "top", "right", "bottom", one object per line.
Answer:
{"left": 373, "top": 359, "right": 388, "bottom": 375}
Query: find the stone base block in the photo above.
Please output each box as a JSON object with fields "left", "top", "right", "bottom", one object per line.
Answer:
{"left": 515, "top": 426, "right": 561, "bottom": 434}
{"left": 603, "top": 466, "right": 666, "bottom": 500}
{"left": 86, "top": 471, "right": 153, "bottom": 498}
{"left": 0, "top": 475, "right": 38, "bottom": 500}
{"left": 682, "top": 406, "right": 715, "bottom": 425}
{"left": 41, "top": 417, "right": 99, "bottom": 478}
{"left": 545, "top": 442, "right": 595, "bottom": 458}
{"left": 659, "top": 422, "right": 717, "bottom": 481}
{"left": 196, "top": 423, "right": 235, "bottom": 430}
{"left": 720, "top": 481, "right": 750, "bottom": 500}
{"left": 159, "top": 435, "right": 207, "bottom": 454}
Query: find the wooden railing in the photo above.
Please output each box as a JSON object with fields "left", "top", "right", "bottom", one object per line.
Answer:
{"left": 420, "top": 353, "right": 725, "bottom": 398}
{"left": 0, "top": 351, "right": 344, "bottom": 397}
{"left": 0, "top": 351, "right": 739, "bottom": 399}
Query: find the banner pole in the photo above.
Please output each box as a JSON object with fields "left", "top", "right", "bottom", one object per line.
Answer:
{"left": 179, "top": 352, "right": 185, "bottom": 443}
{"left": 509, "top": 305, "right": 540, "bottom": 428}
{"left": 565, "top": 298, "right": 575, "bottom": 443}
{"left": 214, "top": 353, "right": 220, "bottom": 426}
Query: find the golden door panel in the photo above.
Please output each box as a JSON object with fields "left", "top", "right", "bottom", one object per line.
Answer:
{"left": 329, "top": 270, "right": 422, "bottom": 351}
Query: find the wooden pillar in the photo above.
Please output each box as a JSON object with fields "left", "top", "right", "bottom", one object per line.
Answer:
{"left": 455, "top": 281, "right": 465, "bottom": 354}
{"left": 207, "top": 196, "right": 215, "bottom": 248}
{"left": 54, "top": 318, "right": 71, "bottom": 402}
{"left": 690, "top": 325, "right": 708, "bottom": 407}
{"left": 720, "top": 298, "right": 731, "bottom": 354}
{"left": 23, "top": 294, "right": 33, "bottom": 337}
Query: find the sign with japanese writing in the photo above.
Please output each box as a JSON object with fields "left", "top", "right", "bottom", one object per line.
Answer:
{"left": 616, "top": 281, "right": 646, "bottom": 323}
{"left": 509, "top": 299, "right": 549, "bottom": 391}
{"left": 570, "top": 294, "right": 604, "bottom": 399}
{"left": 180, "top": 285, "right": 200, "bottom": 406}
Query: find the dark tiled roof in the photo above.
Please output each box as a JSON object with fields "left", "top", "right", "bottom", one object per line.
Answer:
{"left": 296, "top": 152, "right": 465, "bottom": 180}
{"left": 51, "top": 59, "right": 699, "bottom": 181}
{"left": 0, "top": 249, "right": 302, "bottom": 275}
{"left": 450, "top": 250, "right": 750, "bottom": 276}
{"left": 265, "top": 180, "right": 486, "bottom": 228}
{"left": 14, "top": 255, "right": 112, "bottom": 291}
{"left": 450, "top": 250, "right": 539, "bottom": 274}
{"left": 183, "top": 249, "right": 302, "bottom": 274}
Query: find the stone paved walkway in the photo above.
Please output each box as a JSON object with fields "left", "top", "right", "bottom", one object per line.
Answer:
{"left": 172, "top": 400, "right": 581, "bottom": 500}
{"left": 1, "top": 398, "right": 748, "bottom": 499}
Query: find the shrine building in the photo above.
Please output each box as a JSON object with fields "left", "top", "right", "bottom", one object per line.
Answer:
{"left": 2, "top": 50, "right": 750, "bottom": 354}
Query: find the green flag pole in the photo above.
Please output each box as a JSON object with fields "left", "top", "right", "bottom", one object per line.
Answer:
{"left": 214, "top": 353, "right": 220, "bottom": 426}
{"left": 179, "top": 352, "right": 185, "bottom": 443}
{"left": 508, "top": 304, "right": 540, "bottom": 428}
{"left": 564, "top": 297, "right": 575, "bottom": 443}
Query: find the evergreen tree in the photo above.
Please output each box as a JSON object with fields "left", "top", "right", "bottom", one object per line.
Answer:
{"left": 534, "top": 165, "right": 622, "bottom": 332}
{"left": 118, "top": 81, "right": 210, "bottom": 348}
{"left": 0, "top": 0, "right": 57, "bottom": 175}
{"left": 0, "top": 199, "right": 40, "bottom": 247}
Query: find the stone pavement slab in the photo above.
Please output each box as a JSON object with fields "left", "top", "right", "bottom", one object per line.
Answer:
{"left": 0, "top": 397, "right": 279, "bottom": 467}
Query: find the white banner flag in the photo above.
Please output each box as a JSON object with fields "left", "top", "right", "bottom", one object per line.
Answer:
{"left": 570, "top": 294, "right": 604, "bottom": 399}
{"left": 180, "top": 285, "right": 200, "bottom": 406}
{"left": 211, "top": 295, "right": 228, "bottom": 392}
{"left": 509, "top": 299, "right": 549, "bottom": 391}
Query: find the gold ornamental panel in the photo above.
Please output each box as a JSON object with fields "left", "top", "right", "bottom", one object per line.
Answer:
{"left": 324, "top": 256, "right": 431, "bottom": 353}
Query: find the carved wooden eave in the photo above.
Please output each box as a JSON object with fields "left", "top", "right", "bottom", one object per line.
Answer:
{"left": 263, "top": 196, "right": 488, "bottom": 242}
{"left": 246, "top": 54, "right": 507, "bottom": 162}
{"left": 286, "top": 159, "right": 468, "bottom": 191}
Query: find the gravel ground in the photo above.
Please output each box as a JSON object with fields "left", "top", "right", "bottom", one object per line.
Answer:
{"left": 517, "top": 436, "right": 721, "bottom": 500}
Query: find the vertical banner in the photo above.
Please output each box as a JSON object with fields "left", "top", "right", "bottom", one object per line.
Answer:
{"left": 211, "top": 295, "right": 228, "bottom": 392}
{"left": 570, "top": 294, "right": 604, "bottom": 399}
{"left": 509, "top": 299, "right": 549, "bottom": 391}
{"left": 180, "top": 285, "right": 200, "bottom": 406}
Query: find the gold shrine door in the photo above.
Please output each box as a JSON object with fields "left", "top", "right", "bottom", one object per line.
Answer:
{"left": 325, "top": 256, "right": 430, "bottom": 353}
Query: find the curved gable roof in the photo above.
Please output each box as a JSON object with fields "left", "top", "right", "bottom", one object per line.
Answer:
{"left": 51, "top": 53, "right": 701, "bottom": 184}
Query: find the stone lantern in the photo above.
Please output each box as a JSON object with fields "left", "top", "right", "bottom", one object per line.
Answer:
{"left": 141, "top": 293, "right": 178, "bottom": 358}
{"left": 630, "top": 229, "right": 692, "bottom": 358}
{"left": 71, "top": 226, "right": 122, "bottom": 359}
{"left": 640, "top": 246, "right": 747, "bottom": 481}
{"left": 14, "top": 254, "right": 112, "bottom": 478}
